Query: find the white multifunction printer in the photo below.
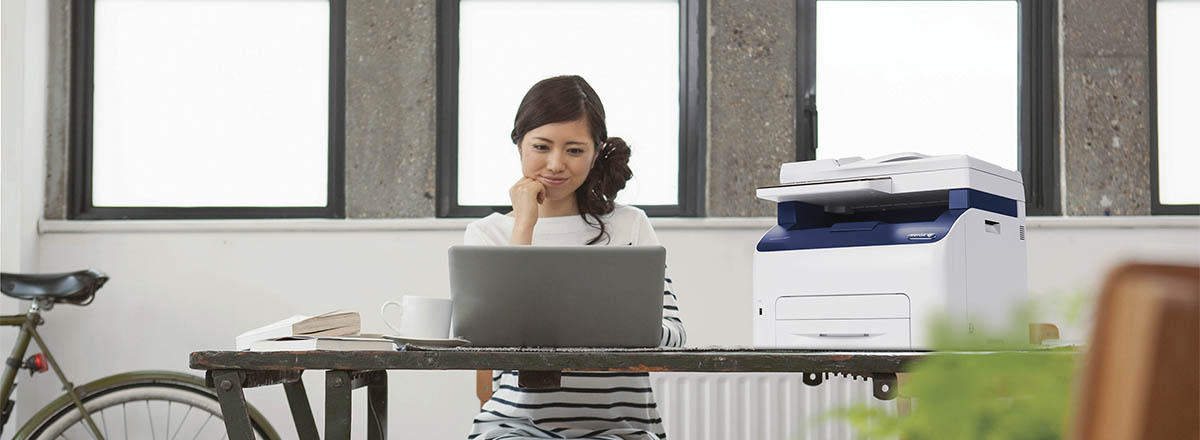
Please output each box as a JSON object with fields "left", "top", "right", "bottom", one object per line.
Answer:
{"left": 752, "top": 152, "right": 1028, "bottom": 350}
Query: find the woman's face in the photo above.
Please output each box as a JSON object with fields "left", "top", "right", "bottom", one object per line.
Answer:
{"left": 518, "top": 118, "right": 598, "bottom": 203}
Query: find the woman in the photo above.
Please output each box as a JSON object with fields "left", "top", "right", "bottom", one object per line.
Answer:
{"left": 464, "top": 75, "right": 686, "bottom": 440}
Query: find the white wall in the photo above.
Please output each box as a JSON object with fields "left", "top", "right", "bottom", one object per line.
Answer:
{"left": 1, "top": 0, "right": 47, "bottom": 272}
{"left": 21, "top": 217, "right": 1200, "bottom": 439}
{"left": 2, "top": 0, "right": 48, "bottom": 433}
{"left": 1024, "top": 219, "right": 1200, "bottom": 338}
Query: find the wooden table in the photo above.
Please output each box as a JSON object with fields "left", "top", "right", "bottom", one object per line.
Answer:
{"left": 189, "top": 347, "right": 936, "bottom": 440}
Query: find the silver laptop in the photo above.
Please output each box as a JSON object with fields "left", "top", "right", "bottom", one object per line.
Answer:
{"left": 448, "top": 245, "right": 666, "bottom": 348}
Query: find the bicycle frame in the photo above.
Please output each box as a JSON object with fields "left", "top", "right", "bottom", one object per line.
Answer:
{"left": 1, "top": 300, "right": 105, "bottom": 439}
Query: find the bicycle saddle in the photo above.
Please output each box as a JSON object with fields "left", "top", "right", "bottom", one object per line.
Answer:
{"left": 0, "top": 269, "right": 107, "bottom": 305}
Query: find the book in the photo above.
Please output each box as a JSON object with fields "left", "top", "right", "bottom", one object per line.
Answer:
{"left": 235, "top": 311, "right": 361, "bottom": 350}
{"left": 248, "top": 335, "right": 396, "bottom": 352}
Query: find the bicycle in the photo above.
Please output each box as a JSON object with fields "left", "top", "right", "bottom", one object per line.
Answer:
{"left": 0, "top": 269, "right": 281, "bottom": 439}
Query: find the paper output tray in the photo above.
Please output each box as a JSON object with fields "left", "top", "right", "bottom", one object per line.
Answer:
{"left": 756, "top": 178, "right": 894, "bottom": 205}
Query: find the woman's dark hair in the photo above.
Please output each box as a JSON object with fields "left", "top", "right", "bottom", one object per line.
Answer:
{"left": 511, "top": 75, "right": 632, "bottom": 245}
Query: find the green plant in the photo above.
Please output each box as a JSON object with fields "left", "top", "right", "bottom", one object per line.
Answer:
{"left": 832, "top": 296, "right": 1087, "bottom": 440}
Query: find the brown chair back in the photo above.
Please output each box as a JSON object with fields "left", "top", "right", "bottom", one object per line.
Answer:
{"left": 1071, "top": 263, "right": 1199, "bottom": 440}
{"left": 477, "top": 370, "right": 492, "bottom": 408}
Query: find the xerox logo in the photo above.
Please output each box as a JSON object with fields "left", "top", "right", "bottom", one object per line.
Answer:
{"left": 907, "top": 233, "right": 937, "bottom": 241}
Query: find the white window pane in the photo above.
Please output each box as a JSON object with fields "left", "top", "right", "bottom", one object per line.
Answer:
{"left": 815, "top": 1, "right": 1019, "bottom": 172}
{"left": 458, "top": 0, "right": 679, "bottom": 206}
{"left": 1156, "top": 0, "right": 1200, "bottom": 205}
{"left": 92, "top": 0, "right": 329, "bottom": 207}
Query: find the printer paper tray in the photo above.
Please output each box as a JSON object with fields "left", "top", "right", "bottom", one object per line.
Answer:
{"left": 756, "top": 178, "right": 893, "bottom": 205}
{"left": 774, "top": 318, "right": 911, "bottom": 350}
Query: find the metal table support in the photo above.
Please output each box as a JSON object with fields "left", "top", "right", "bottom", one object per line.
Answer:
{"left": 323, "top": 370, "right": 388, "bottom": 440}
{"left": 210, "top": 370, "right": 255, "bottom": 440}
{"left": 282, "top": 378, "right": 319, "bottom": 440}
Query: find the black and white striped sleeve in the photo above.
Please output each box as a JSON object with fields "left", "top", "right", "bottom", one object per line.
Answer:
{"left": 630, "top": 208, "right": 685, "bottom": 348}
{"left": 659, "top": 271, "right": 686, "bottom": 348}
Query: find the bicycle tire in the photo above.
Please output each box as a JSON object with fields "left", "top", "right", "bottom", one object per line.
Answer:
{"left": 14, "top": 371, "right": 280, "bottom": 440}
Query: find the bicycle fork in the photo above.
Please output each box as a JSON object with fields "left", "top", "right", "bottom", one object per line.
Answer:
{"left": 0, "top": 302, "right": 105, "bottom": 439}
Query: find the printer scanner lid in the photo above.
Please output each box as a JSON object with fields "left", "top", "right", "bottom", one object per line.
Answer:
{"left": 779, "top": 152, "right": 1022, "bottom": 186}
{"left": 761, "top": 152, "right": 1026, "bottom": 205}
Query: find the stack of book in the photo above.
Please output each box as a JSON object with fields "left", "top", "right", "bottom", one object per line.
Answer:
{"left": 236, "top": 311, "right": 395, "bottom": 351}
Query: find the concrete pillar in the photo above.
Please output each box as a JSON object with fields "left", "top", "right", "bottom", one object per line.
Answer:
{"left": 706, "top": 0, "right": 797, "bottom": 217}
{"left": 1060, "top": 0, "right": 1152, "bottom": 215}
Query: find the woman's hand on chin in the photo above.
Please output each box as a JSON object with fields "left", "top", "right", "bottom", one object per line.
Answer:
{"left": 509, "top": 176, "right": 544, "bottom": 245}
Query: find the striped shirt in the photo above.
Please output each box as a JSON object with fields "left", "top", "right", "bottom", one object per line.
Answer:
{"left": 463, "top": 205, "right": 686, "bottom": 440}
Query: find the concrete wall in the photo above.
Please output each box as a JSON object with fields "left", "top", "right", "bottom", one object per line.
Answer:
{"left": 1060, "top": 0, "right": 1153, "bottom": 215}
{"left": 708, "top": 0, "right": 797, "bottom": 216}
{"left": 345, "top": 0, "right": 438, "bottom": 218}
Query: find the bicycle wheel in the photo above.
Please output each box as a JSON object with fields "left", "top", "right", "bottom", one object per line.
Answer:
{"left": 17, "top": 372, "right": 279, "bottom": 440}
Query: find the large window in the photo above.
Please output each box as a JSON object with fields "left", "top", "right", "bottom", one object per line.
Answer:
{"left": 437, "top": 0, "right": 707, "bottom": 217}
{"left": 70, "top": 0, "right": 345, "bottom": 219}
{"left": 1150, "top": 0, "right": 1200, "bottom": 215}
{"left": 796, "top": 0, "right": 1059, "bottom": 215}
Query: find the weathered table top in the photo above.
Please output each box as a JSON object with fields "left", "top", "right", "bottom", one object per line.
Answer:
{"left": 188, "top": 347, "right": 1074, "bottom": 374}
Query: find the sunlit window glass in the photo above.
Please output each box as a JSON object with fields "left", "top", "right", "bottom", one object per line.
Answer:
{"left": 457, "top": 0, "right": 680, "bottom": 206}
{"left": 91, "top": 0, "right": 329, "bottom": 207}
{"left": 1155, "top": 0, "right": 1200, "bottom": 205}
{"left": 815, "top": 1, "right": 1019, "bottom": 171}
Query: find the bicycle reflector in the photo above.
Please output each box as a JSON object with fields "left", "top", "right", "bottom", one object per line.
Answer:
{"left": 24, "top": 354, "right": 48, "bottom": 374}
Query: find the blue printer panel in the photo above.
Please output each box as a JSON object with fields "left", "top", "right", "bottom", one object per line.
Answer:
{"left": 756, "top": 188, "right": 1018, "bottom": 252}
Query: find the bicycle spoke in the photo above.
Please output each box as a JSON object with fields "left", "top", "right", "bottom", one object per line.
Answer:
{"left": 166, "top": 402, "right": 171, "bottom": 440}
{"left": 101, "top": 406, "right": 110, "bottom": 439}
{"left": 122, "top": 403, "right": 128, "bottom": 440}
{"left": 192, "top": 414, "right": 214, "bottom": 440}
{"left": 146, "top": 400, "right": 155, "bottom": 440}
{"left": 170, "top": 405, "right": 193, "bottom": 440}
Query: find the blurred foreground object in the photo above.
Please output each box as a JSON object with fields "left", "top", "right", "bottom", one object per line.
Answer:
{"left": 1072, "top": 263, "right": 1199, "bottom": 440}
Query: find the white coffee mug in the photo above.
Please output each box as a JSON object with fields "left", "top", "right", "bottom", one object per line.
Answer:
{"left": 380, "top": 296, "right": 452, "bottom": 339}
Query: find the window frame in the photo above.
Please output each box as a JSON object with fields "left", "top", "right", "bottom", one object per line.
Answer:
{"left": 1148, "top": 0, "right": 1200, "bottom": 215}
{"left": 795, "top": 0, "right": 1061, "bottom": 216}
{"left": 68, "top": 0, "right": 347, "bottom": 220}
{"left": 435, "top": 0, "right": 708, "bottom": 218}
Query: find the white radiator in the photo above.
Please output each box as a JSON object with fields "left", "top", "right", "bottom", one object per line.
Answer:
{"left": 650, "top": 373, "right": 897, "bottom": 440}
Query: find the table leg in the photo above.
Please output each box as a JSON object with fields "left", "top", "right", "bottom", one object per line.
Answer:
{"left": 209, "top": 370, "right": 256, "bottom": 440}
{"left": 365, "top": 371, "right": 387, "bottom": 440}
{"left": 326, "top": 370, "right": 353, "bottom": 440}
{"left": 283, "top": 378, "right": 320, "bottom": 440}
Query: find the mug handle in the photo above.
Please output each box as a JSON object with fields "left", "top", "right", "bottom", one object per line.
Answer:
{"left": 380, "top": 301, "right": 404, "bottom": 335}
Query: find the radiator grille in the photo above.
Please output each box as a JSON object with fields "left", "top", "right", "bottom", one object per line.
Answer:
{"left": 650, "top": 373, "right": 897, "bottom": 440}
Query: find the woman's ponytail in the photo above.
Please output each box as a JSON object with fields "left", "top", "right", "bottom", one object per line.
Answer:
{"left": 576, "top": 137, "right": 632, "bottom": 245}
{"left": 591, "top": 137, "right": 633, "bottom": 202}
